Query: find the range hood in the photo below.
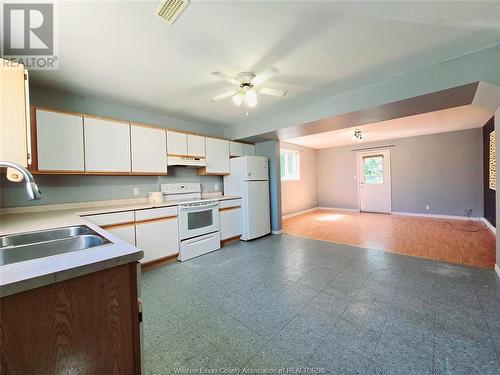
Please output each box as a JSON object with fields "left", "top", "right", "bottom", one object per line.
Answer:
{"left": 167, "top": 156, "right": 206, "bottom": 168}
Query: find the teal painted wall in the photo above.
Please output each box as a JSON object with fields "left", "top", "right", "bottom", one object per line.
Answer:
{"left": 30, "top": 85, "right": 224, "bottom": 137}
{"left": 255, "top": 141, "right": 282, "bottom": 232}
{"left": 0, "top": 168, "right": 221, "bottom": 208}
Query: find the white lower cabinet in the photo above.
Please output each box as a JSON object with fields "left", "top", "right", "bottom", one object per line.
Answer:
{"left": 220, "top": 200, "right": 242, "bottom": 241}
{"left": 135, "top": 216, "right": 179, "bottom": 263}
{"left": 106, "top": 224, "right": 136, "bottom": 246}
{"left": 84, "top": 207, "right": 179, "bottom": 264}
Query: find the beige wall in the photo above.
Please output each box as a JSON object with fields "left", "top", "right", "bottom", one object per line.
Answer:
{"left": 280, "top": 142, "right": 317, "bottom": 216}
{"left": 316, "top": 128, "right": 483, "bottom": 216}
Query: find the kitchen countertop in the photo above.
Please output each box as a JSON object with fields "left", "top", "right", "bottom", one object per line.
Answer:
{"left": 0, "top": 195, "right": 241, "bottom": 297}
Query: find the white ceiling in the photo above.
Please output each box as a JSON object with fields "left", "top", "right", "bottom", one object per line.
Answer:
{"left": 283, "top": 104, "right": 493, "bottom": 149}
{"left": 30, "top": 1, "right": 500, "bottom": 128}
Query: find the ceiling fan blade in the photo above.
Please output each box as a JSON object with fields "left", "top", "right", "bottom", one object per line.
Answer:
{"left": 210, "top": 89, "right": 238, "bottom": 102}
{"left": 211, "top": 71, "right": 240, "bottom": 86}
{"left": 251, "top": 66, "right": 280, "bottom": 86}
{"left": 259, "top": 87, "right": 288, "bottom": 97}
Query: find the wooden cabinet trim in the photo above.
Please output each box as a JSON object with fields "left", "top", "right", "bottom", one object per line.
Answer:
{"left": 221, "top": 235, "right": 241, "bottom": 246}
{"left": 220, "top": 206, "right": 241, "bottom": 212}
{"left": 134, "top": 215, "right": 178, "bottom": 225}
{"left": 167, "top": 153, "right": 205, "bottom": 159}
{"left": 100, "top": 221, "right": 136, "bottom": 230}
{"left": 141, "top": 253, "right": 178, "bottom": 271}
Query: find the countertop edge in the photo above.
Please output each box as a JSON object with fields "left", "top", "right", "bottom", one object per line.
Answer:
{"left": 0, "top": 250, "right": 144, "bottom": 298}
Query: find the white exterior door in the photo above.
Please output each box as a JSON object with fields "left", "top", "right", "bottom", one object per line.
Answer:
{"left": 357, "top": 149, "right": 391, "bottom": 213}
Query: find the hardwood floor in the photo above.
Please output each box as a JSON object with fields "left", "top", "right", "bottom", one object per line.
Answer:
{"left": 283, "top": 209, "right": 496, "bottom": 268}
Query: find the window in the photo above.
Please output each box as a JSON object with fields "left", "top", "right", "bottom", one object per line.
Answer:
{"left": 280, "top": 149, "right": 300, "bottom": 180}
{"left": 363, "top": 155, "right": 384, "bottom": 184}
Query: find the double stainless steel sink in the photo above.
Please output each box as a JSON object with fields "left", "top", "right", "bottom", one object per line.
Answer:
{"left": 0, "top": 225, "right": 111, "bottom": 266}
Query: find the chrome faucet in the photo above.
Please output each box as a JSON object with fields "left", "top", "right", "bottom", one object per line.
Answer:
{"left": 0, "top": 161, "right": 42, "bottom": 200}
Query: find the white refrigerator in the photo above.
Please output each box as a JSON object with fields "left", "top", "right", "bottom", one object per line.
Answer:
{"left": 223, "top": 156, "right": 271, "bottom": 240}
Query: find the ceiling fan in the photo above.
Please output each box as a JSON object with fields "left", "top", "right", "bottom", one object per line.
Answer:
{"left": 210, "top": 66, "right": 288, "bottom": 110}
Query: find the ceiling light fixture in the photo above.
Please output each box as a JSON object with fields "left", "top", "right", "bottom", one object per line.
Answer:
{"left": 210, "top": 66, "right": 287, "bottom": 112}
{"left": 353, "top": 130, "right": 362, "bottom": 142}
{"left": 232, "top": 93, "right": 244, "bottom": 106}
{"left": 244, "top": 89, "right": 258, "bottom": 108}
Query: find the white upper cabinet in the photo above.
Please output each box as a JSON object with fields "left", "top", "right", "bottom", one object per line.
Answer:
{"left": 229, "top": 141, "right": 244, "bottom": 157}
{"left": 84, "top": 117, "right": 131, "bottom": 172}
{"left": 36, "top": 110, "right": 85, "bottom": 172}
{"left": 131, "top": 125, "right": 167, "bottom": 174}
{"left": 167, "top": 130, "right": 188, "bottom": 156}
{"left": 187, "top": 134, "right": 205, "bottom": 157}
{"left": 244, "top": 144, "right": 256, "bottom": 156}
{"left": 1, "top": 61, "right": 28, "bottom": 166}
{"left": 201, "top": 137, "right": 230, "bottom": 175}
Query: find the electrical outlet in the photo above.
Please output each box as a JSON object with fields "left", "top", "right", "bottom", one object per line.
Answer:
{"left": 214, "top": 183, "right": 219, "bottom": 191}
{"left": 425, "top": 205, "right": 430, "bottom": 210}
{"left": 133, "top": 187, "right": 139, "bottom": 196}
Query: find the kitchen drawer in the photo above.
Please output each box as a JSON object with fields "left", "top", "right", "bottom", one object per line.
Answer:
{"left": 179, "top": 232, "right": 220, "bottom": 262}
{"left": 83, "top": 211, "right": 135, "bottom": 227}
{"left": 219, "top": 199, "right": 242, "bottom": 209}
{"left": 135, "top": 206, "right": 177, "bottom": 222}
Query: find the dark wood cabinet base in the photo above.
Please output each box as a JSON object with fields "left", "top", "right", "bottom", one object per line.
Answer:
{"left": 1, "top": 263, "right": 141, "bottom": 374}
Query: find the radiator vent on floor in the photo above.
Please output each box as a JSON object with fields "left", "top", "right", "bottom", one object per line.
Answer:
{"left": 156, "top": 0, "right": 190, "bottom": 24}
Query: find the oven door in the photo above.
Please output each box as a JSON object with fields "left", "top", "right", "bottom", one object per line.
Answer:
{"left": 179, "top": 201, "right": 220, "bottom": 240}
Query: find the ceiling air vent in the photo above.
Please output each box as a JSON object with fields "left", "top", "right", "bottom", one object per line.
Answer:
{"left": 156, "top": 0, "right": 190, "bottom": 24}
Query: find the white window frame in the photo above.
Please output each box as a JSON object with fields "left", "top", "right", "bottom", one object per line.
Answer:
{"left": 280, "top": 148, "right": 300, "bottom": 181}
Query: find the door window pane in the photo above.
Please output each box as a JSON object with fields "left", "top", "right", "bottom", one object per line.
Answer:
{"left": 364, "top": 155, "right": 384, "bottom": 184}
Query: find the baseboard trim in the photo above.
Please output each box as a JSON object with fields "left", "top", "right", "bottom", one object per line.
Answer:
{"left": 317, "top": 206, "right": 360, "bottom": 212}
{"left": 391, "top": 211, "right": 482, "bottom": 221}
{"left": 282, "top": 207, "right": 319, "bottom": 219}
{"left": 495, "top": 264, "right": 500, "bottom": 279}
{"left": 482, "top": 218, "right": 496, "bottom": 234}
{"left": 141, "top": 253, "right": 178, "bottom": 271}
{"left": 272, "top": 230, "right": 283, "bottom": 235}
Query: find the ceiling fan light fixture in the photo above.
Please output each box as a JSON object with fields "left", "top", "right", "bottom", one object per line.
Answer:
{"left": 232, "top": 93, "right": 243, "bottom": 106}
{"left": 245, "top": 89, "right": 258, "bottom": 108}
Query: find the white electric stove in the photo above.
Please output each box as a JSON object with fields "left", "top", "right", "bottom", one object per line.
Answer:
{"left": 161, "top": 183, "right": 220, "bottom": 261}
